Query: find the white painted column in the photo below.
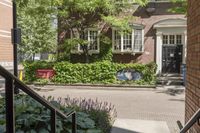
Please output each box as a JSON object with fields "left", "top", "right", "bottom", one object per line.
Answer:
{"left": 156, "top": 32, "right": 163, "bottom": 74}
{"left": 182, "top": 31, "right": 187, "bottom": 64}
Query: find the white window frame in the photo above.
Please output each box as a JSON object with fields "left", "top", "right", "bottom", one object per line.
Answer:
{"left": 134, "top": 29, "right": 144, "bottom": 53}
{"left": 162, "top": 34, "right": 183, "bottom": 45}
{"left": 70, "top": 28, "right": 100, "bottom": 54}
{"left": 112, "top": 28, "right": 144, "bottom": 53}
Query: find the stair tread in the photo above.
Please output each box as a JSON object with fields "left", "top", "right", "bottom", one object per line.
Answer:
{"left": 157, "top": 75, "right": 184, "bottom": 85}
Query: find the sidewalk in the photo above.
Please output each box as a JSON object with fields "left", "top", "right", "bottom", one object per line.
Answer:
{"left": 111, "top": 119, "right": 171, "bottom": 133}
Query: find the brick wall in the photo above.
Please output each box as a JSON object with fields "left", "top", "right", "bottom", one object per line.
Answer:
{"left": 0, "top": 0, "right": 13, "bottom": 66}
{"left": 185, "top": 0, "right": 200, "bottom": 132}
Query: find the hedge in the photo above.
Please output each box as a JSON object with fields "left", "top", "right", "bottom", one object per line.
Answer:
{"left": 23, "top": 61, "right": 157, "bottom": 85}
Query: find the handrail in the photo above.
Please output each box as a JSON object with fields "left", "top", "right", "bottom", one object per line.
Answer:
{"left": 177, "top": 108, "right": 200, "bottom": 133}
{"left": 0, "top": 65, "right": 76, "bottom": 133}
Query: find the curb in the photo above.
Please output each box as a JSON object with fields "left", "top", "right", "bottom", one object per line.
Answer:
{"left": 30, "top": 84, "right": 185, "bottom": 92}
{"left": 32, "top": 83, "right": 156, "bottom": 88}
{"left": 29, "top": 84, "right": 161, "bottom": 92}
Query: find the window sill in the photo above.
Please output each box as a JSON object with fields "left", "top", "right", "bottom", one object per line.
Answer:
{"left": 71, "top": 50, "right": 100, "bottom": 54}
{"left": 113, "top": 51, "right": 144, "bottom": 54}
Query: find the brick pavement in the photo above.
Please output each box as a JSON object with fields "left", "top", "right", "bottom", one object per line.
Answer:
{"left": 35, "top": 85, "right": 185, "bottom": 133}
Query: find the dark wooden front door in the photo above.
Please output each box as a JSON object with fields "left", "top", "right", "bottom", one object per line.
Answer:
{"left": 162, "top": 45, "right": 183, "bottom": 73}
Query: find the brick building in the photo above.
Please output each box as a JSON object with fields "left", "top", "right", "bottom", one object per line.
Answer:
{"left": 0, "top": 0, "right": 13, "bottom": 67}
{"left": 185, "top": 0, "right": 200, "bottom": 132}
{"left": 61, "top": 1, "right": 186, "bottom": 74}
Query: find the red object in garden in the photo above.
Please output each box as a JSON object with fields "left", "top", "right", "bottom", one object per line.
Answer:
{"left": 36, "top": 69, "right": 55, "bottom": 79}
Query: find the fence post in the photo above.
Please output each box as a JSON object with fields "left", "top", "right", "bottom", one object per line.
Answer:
{"left": 51, "top": 110, "right": 56, "bottom": 133}
{"left": 5, "top": 78, "right": 15, "bottom": 133}
{"left": 72, "top": 113, "right": 76, "bottom": 133}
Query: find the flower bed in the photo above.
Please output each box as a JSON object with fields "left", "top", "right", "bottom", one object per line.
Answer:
{"left": 0, "top": 94, "right": 116, "bottom": 133}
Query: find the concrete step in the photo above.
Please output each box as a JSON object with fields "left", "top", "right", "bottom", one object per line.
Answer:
{"left": 157, "top": 75, "right": 184, "bottom": 86}
{"left": 161, "top": 73, "right": 182, "bottom": 77}
{"left": 111, "top": 119, "right": 170, "bottom": 133}
{"left": 158, "top": 76, "right": 183, "bottom": 81}
{"left": 157, "top": 80, "right": 183, "bottom": 86}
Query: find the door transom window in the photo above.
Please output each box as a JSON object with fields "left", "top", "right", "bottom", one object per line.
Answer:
{"left": 162, "top": 34, "right": 182, "bottom": 45}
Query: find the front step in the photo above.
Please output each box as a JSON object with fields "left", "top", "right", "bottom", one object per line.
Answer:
{"left": 157, "top": 74, "right": 184, "bottom": 86}
{"left": 111, "top": 119, "right": 170, "bottom": 133}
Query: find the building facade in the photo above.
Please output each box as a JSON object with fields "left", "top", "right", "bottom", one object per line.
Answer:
{"left": 185, "top": 0, "right": 200, "bottom": 132}
{"left": 59, "top": 1, "right": 187, "bottom": 74}
{"left": 0, "top": 0, "right": 13, "bottom": 67}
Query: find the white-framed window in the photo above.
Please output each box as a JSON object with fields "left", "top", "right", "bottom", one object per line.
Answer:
{"left": 169, "top": 35, "right": 175, "bottom": 44}
{"left": 89, "top": 30, "right": 98, "bottom": 51}
{"left": 163, "top": 35, "right": 168, "bottom": 45}
{"left": 112, "top": 29, "right": 144, "bottom": 53}
{"left": 123, "top": 32, "right": 132, "bottom": 51}
{"left": 134, "top": 29, "right": 143, "bottom": 52}
{"left": 71, "top": 29, "right": 100, "bottom": 53}
{"left": 162, "top": 34, "right": 182, "bottom": 45}
{"left": 114, "top": 30, "right": 121, "bottom": 51}
{"left": 176, "top": 35, "right": 182, "bottom": 44}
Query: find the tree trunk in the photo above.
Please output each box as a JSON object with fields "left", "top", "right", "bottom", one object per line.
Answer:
{"left": 82, "top": 45, "right": 90, "bottom": 63}
{"left": 85, "top": 52, "right": 89, "bottom": 63}
{"left": 32, "top": 53, "right": 35, "bottom": 61}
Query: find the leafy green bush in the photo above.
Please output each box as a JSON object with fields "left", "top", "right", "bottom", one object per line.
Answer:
{"left": 23, "top": 61, "right": 54, "bottom": 82}
{"left": 0, "top": 94, "right": 116, "bottom": 133}
{"left": 23, "top": 61, "right": 157, "bottom": 85}
{"left": 63, "top": 96, "right": 117, "bottom": 133}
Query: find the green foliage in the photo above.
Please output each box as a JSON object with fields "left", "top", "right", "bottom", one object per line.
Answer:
{"left": 16, "top": 0, "right": 57, "bottom": 60}
{"left": 58, "top": 35, "right": 113, "bottom": 62}
{"left": 169, "top": 0, "right": 187, "bottom": 14}
{"left": 97, "top": 36, "right": 113, "bottom": 62}
{"left": 24, "top": 61, "right": 157, "bottom": 85}
{"left": 23, "top": 61, "right": 54, "bottom": 82}
{"left": 53, "top": 61, "right": 157, "bottom": 84}
{"left": 0, "top": 95, "right": 110, "bottom": 133}
{"left": 56, "top": 0, "right": 148, "bottom": 63}
{"left": 56, "top": 39, "right": 77, "bottom": 62}
{"left": 89, "top": 36, "right": 113, "bottom": 62}
{"left": 58, "top": 96, "right": 117, "bottom": 133}
{"left": 35, "top": 78, "right": 49, "bottom": 85}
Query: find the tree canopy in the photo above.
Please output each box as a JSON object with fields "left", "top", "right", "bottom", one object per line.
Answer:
{"left": 16, "top": 0, "right": 57, "bottom": 60}
{"left": 169, "top": 0, "right": 187, "bottom": 14}
{"left": 16, "top": 0, "right": 148, "bottom": 62}
{"left": 56, "top": 0, "right": 148, "bottom": 62}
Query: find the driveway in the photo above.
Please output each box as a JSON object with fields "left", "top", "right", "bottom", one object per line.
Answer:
{"left": 34, "top": 85, "right": 185, "bottom": 133}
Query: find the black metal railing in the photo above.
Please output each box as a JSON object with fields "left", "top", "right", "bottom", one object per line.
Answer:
{"left": 177, "top": 108, "right": 200, "bottom": 133}
{"left": 0, "top": 65, "right": 76, "bottom": 133}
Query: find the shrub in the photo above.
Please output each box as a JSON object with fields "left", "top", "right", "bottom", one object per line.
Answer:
{"left": 63, "top": 96, "right": 117, "bottom": 133}
{"left": 23, "top": 61, "right": 54, "bottom": 82}
{"left": 23, "top": 61, "right": 157, "bottom": 85}
{"left": 0, "top": 94, "right": 116, "bottom": 133}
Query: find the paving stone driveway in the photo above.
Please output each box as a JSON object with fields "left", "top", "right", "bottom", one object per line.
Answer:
{"left": 35, "top": 85, "right": 185, "bottom": 133}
